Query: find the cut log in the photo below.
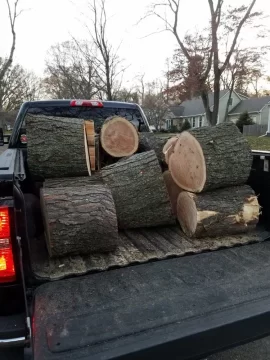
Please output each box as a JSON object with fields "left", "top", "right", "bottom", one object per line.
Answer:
{"left": 26, "top": 114, "right": 90, "bottom": 178}
{"left": 163, "top": 136, "right": 179, "bottom": 164}
{"left": 101, "top": 150, "right": 175, "bottom": 229}
{"left": 84, "top": 120, "right": 96, "bottom": 171}
{"left": 40, "top": 183, "right": 118, "bottom": 257}
{"left": 169, "top": 122, "right": 252, "bottom": 192}
{"left": 100, "top": 116, "right": 139, "bottom": 157}
{"left": 163, "top": 170, "right": 183, "bottom": 216}
{"left": 177, "top": 185, "right": 259, "bottom": 238}
{"left": 138, "top": 132, "right": 167, "bottom": 164}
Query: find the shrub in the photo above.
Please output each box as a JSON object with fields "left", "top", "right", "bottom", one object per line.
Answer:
{"left": 236, "top": 111, "right": 254, "bottom": 133}
{"left": 180, "top": 120, "right": 191, "bottom": 132}
{"left": 168, "top": 125, "right": 178, "bottom": 133}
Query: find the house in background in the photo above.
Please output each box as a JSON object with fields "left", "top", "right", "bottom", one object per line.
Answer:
{"left": 228, "top": 96, "right": 270, "bottom": 125}
{"left": 164, "top": 90, "right": 249, "bottom": 129}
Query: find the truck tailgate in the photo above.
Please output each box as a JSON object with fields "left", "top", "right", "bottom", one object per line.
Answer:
{"left": 32, "top": 240, "right": 270, "bottom": 360}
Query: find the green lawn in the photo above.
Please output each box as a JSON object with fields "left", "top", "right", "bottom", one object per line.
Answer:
{"left": 246, "top": 136, "right": 270, "bottom": 151}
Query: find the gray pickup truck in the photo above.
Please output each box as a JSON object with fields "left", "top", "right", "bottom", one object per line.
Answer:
{"left": 1, "top": 99, "right": 270, "bottom": 360}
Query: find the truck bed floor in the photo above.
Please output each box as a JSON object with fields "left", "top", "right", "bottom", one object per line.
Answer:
{"left": 30, "top": 226, "right": 270, "bottom": 280}
{"left": 34, "top": 239, "right": 270, "bottom": 360}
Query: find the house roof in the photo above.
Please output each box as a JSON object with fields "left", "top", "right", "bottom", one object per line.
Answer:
{"left": 169, "top": 105, "right": 184, "bottom": 117}
{"left": 180, "top": 89, "right": 228, "bottom": 117}
{"left": 229, "top": 96, "right": 270, "bottom": 115}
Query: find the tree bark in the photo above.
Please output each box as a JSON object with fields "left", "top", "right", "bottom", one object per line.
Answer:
{"left": 101, "top": 150, "right": 175, "bottom": 229}
{"left": 40, "top": 182, "right": 118, "bottom": 257}
{"left": 138, "top": 132, "right": 169, "bottom": 164}
{"left": 26, "top": 114, "right": 90, "bottom": 178}
{"left": 100, "top": 116, "right": 139, "bottom": 158}
{"left": 168, "top": 122, "right": 252, "bottom": 192}
{"left": 177, "top": 185, "right": 259, "bottom": 238}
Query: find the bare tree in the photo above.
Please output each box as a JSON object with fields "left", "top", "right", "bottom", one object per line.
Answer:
{"left": 136, "top": 73, "right": 146, "bottom": 104}
{"left": 146, "top": 0, "right": 258, "bottom": 125}
{"left": 44, "top": 40, "right": 101, "bottom": 99}
{"left": 0, "top": 59, "right": 41, "bottom": 111}
{"left": 86, "top": 0, "right": 126, "bottom": 100}
{"left": 0, "top": 0, "right": 24, "bottom": 110}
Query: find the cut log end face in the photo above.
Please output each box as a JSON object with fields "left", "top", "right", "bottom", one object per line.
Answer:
{"left": 163, "top": 170, "right": 183, "bottom": 216}
{"left": 163, "top": 136, "right": 178, "bottom": 164}
{"left": 101, "top": 117, "right": 139, "bottom": 158}
{"left": 169, "top": 132, "right": 206, "bottom": 192}
{"left": 177, "top": 192, "right": 197, "bottom": 237}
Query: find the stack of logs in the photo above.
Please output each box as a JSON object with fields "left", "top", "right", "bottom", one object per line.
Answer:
{"left": 26, "top": 114, "right": 260, "bottom": 258}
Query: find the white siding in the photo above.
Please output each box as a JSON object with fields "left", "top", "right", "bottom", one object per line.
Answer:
{"left": 261, "top": 104, "right": 270, "bottom": 125}
{"left": 219, "top": 91, "right": 242, "bottom": 123}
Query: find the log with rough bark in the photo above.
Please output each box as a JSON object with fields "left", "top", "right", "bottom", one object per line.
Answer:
{"left": 177, "top": 185, "right": 259, "bottom": 238}
{"left": 26, "top": 114, "right": 90, "bottom": 178}
{"left": 101, "top": 150, "right": 175, "bottom": 229}
{"left": 168, "top": 122, "right": 252, "bottom": 192}
{"left": 40, "top": 182, "right": 118, "bottom": 257}
{"left": 100, "top": 116, "right": 139, "bottom": 157}
{"left": 138, "top": 132, "right": 167, "bottom": 164}
{"left": 163, "top": 170, "right": 183, "bottom": 216}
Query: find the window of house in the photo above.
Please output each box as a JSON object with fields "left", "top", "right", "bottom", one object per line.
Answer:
{"left": 199, "top": 116, "right": 203, "bottom": 127}
{"left": 192, "top": 117, "right": 196, "bottom": 127}
{"left": 229, "top": 98, "right": 233, "bottom": 106}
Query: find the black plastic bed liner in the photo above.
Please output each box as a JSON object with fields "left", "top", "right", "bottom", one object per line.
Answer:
{"left": 33, "top": 239, "right": 270, "bottom": 360}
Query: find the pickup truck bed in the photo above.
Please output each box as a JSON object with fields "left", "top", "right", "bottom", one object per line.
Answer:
{"left": 33, "top": 239, "right": 270, "bottom": 360}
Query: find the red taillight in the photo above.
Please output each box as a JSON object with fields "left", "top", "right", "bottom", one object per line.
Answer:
{"left": 70, "top": 100, "right": 103, "bottom": 107}
{"left": 0, "top": 208, "right": 15, "bottom": 283}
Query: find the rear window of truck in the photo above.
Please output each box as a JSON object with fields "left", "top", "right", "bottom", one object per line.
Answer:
{"left": 25, "top": 106, "right": 145, "bottom": 132}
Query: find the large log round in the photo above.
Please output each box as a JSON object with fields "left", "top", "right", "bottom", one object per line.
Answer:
{"left": 168, "top": 122, "right": 252, "bottom": 192}
{"left": 177, "top": 185, "right": 259, "bottom": 238}
{"left": 26, "top": 115, "right": 90, "bottom": 178}
{"left": 40, "top": 183, "right": 118, "bottom": 257}
{"left": 101, "top": 150, "right": 175, "bottom": 229}
{"left": 100, "top": 116, "right": 139, "bottom": 157}
{"left": 138, "top": 132, "right": 167, "bottom": 164}
{"left": 163, "top": 136, "right": 179, "bottom": 164}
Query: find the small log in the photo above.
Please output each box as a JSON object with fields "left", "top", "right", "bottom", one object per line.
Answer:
{"left": 177, "top": 185, "right": 259, "bottom": 238}
{"left": 84, "top": 120, "right": 96, "bottom": 171}
{"left": 100, "top": 116, "right": 139, "bottom": 157}
{"left": 26, "top": 114, "right": 90, "bottom": 178}
{"left": 163, "top": 136, "right": 179, "bottom": 164}
{"left": 102, "top": 150, "right": 175, "bottom": 229}
{"left": 163, "top": 170, "right": 183, "bottom": 216}
{"left": 169, "top": 122, "right": 252, "bottom": 192}
{"left": 40, "top": 182, "right": 118, "bottom": 257}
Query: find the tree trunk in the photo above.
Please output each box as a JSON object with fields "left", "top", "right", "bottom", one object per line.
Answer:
{"left": 138, "top": 132, "right": 170, "bottom": 165}
{"left": 26, "top": 115, "right": 90, "bottom": 178}
{"left": 162, "top": 136, "right": 179, "bottom": 164}
{"left": 177, "top": 185, "right": 259, "bottom": 238}
{"left": 163, "top": 170, "right": 183, "bottom": 216}
{"left": 212, "top": 75, "right": 221, "bottom": 125}
{"left": 100, "top": 116, "right": 139, "bottom": 158}
{"left": 168, "top": 122, "right": 252, "bottom": 193}
{"left": 201, "top": 89, "right": 212, "bottom": 126}
{"left": 101, "top": 150, "right": 175, "bottom": 229}
{"left": 40, "top": 182, "right": 118, "bottom": 257}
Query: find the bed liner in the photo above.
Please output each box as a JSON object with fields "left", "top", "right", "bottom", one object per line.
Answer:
{"left": 33, "top": 239, "right": 270, "bottom": 360}
{"left": 30, "top": 224, "right": 270, "bottom": 281}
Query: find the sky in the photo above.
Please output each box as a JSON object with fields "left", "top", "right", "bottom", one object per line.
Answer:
{"left": 0, "top": 0, "right": 269, "bottom": 86}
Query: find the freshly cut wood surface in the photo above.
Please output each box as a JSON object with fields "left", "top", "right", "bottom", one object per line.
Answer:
{"left": 163, "top": 136, "right": 179, "bottom": 164}
{"left": 163, "top": 170, "right": 183, "bottom": 216}
{"left": 102, "top": 150, "right": 175, "bottom": 229}
{"left": 169, "top": 122, "right": 252, "bottom": 192}
{"left": 177, "top": 185, "right": 259, "bottom": 238}
{"left": 100, "top": 116, "right": 139, "bottom": 158}
{"left": 41, "top": 182, "right": 118, "bottom": 257}
{"left": 26, "top": 114, "right": 90, "bottom": 178}
{"left": 84, "top": 120, "right": 96, "bottom": 171}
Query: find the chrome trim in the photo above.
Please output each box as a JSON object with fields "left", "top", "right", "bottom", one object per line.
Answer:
{"left": 0, "top": 336, "right": 25, "bottom": 347}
